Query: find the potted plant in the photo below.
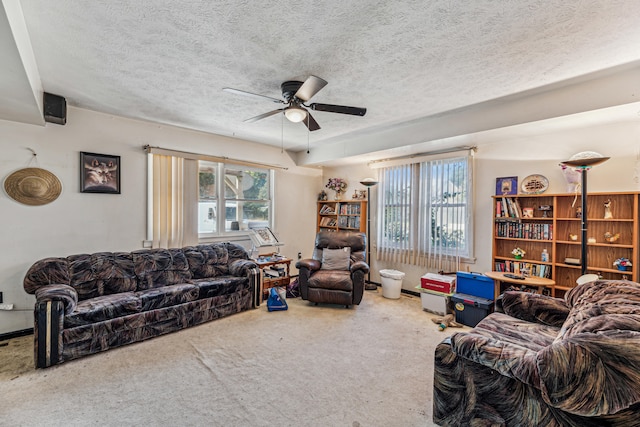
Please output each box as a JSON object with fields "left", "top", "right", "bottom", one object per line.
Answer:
{"left": 512, "top": 247, "right": 526, "bottom": 260}
{"left": 613, "top": 257, "right": 632, "bottom": 271}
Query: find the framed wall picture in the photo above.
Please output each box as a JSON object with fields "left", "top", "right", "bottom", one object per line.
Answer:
{"left": 496, "top": 176, "right": 518, "bottom": 196}
{"left": 80, "top": 152, "right": 121, "bottom": 194}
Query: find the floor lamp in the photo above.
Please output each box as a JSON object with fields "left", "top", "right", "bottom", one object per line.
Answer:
{"left": 360, "top": 178, "right": 378, "bottom": 290}
{"left": 561, "top": 153, "right": 609, "bottom": 275}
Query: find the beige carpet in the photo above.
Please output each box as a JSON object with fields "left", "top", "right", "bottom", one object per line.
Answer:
{"left": 0, "top": 291, "right": 466, "bottom": 426}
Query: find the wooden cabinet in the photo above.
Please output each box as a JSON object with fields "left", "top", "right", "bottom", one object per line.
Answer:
{"left": 492, "top": 192, "right": 639, "bottom": 297}
{"left": 317, "top": 200, "right": 367, "bottom": 233}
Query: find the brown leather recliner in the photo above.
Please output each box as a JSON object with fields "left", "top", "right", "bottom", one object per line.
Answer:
{"left": 295, "top": 230, "right": 369, "bottom": 307}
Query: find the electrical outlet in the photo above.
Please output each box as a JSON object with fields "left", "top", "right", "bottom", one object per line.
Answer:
{"left": 297, "top": 252, "right": 302, "bottom": 260}
{"left": 0, "top": 303, "right": 14, "bottom": 310}
{"left": 142, "top": 240, "right": 153, "bottom": 248}
{"left": 0, "top": 291, "right": 3, "bottom": 303}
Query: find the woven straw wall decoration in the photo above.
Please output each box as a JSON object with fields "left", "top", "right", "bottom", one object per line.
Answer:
{"left": 4, "top": 167, "right": 62, "bottom": 206}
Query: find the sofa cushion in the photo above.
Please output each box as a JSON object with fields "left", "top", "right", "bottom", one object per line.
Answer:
{"left": 556, "top": 280, "right": 640, "bottom": 343}
{"left": 308, "top": 270, "right": 353, "bottom": 291}
{"left": 191, "top": 276, "right": 249, "bottom": 299}
{"left": 135, "top": 283, "right": 199, "bottom": 311}
{"left": 67, "top": 252, "right": 137, "bottom": 300}
{"left": 183, "top": 244, "right": 229, "bottom": 279}
{"left": 64, "top": 292, "right": 142, "bottom": 327}
{"left": 132, "top": 248, "right": 192, "bottom": 290}
{"left": 473, "top": 312, "right": 559, "bottom": 352}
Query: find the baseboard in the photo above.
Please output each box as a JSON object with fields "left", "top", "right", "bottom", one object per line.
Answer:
{"left": 401, "top": 288, "right": 420, "bottom": 297}
{"left": 0, "top": 328, "right": 33, "bottom": 341}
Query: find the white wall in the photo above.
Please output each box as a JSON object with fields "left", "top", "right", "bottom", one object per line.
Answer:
{"left": 0, "top": 107, "right": 321, "bottom": 334}
{"left": 324, "top": 118, "right": 640, "bottom": 292}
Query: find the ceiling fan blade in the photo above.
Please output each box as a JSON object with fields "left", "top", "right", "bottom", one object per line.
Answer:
{"left": 294, "top": 75, "right": 328, "bottom": 102}
{"left": 243, "top": 109, "right": 284, "bottom": 123}
{"left": 303, "top": 113, "right": 321, "bottom": 131}
{"left": 223, "top": 87, "right": 284, "bottom": 104}
{"left": 309, "top": 103, "right": 367, "bottom": 116}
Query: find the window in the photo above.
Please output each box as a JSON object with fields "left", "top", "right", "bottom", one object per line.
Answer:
{"left": 222, "top": 165, "right": 271, "bottom": 232}
{"left": 198, "top": 162, "right": 272, "bottom": 236}
{"left": 377, "top": 154, "right": 472, "bottom": 269}
{"left": 198, "top": 162, "right": 217, "bottom": 234}
{"left": 148, "top": 147, "right": 275, "bottom": 248}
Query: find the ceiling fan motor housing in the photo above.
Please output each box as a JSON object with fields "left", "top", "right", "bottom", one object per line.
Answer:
{"left": 281, "top": 81, "right": 304, "bottom": 103}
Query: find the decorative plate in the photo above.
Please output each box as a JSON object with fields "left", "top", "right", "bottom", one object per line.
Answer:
{"left": 521, "top": 174, "right": 549, "bottom": 194}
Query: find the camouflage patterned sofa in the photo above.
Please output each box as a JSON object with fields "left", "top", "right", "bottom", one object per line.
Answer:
{"left": 433, "top": 279, "right": 640, "bottom": 426}
{"left": 23, "top": 243, "right": 259, "bottom": 368}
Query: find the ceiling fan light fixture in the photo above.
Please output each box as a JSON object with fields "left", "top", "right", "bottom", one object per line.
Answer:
{"left": 284, "top": 105, "right": 308, "bottom": 123}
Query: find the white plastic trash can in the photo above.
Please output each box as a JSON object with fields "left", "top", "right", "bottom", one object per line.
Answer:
{"left": 379, "top": 269, "right": 405, "bottom": 299}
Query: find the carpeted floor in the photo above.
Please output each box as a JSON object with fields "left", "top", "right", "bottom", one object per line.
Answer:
{"left": 0, "top": 290, "right": 466, "bottom": 426}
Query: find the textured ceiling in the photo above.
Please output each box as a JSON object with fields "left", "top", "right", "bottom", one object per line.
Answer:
{"left": 17, "top": 0, "right": 640, "bottom": 155}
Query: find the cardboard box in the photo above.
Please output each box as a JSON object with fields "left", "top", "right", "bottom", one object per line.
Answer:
{"left": 417, "top": 287, "right": 452, "bottom": 316}
{"left": 456, "top": 272, "right": 494, "bottom": 300}
{"left": 451, "top": 293, "right": 494, "bottom": 327}
{"left": 420, "top": 273, "right": 456, "bottom": 294}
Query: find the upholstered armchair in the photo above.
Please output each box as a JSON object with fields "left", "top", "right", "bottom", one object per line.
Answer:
{"left": 295, "top": 230, "right": 369, "bottom": 307}
{"left": 433, "top": 279, "right": 640, "bottom": 426}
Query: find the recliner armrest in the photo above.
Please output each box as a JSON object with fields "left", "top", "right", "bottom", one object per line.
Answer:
{"left": 34, "top": 284, "right": 78, "bottom": 315}
{"left": 350, "top": 260, "right": 369, "bottom": 274}
{"left": 502, "top": 291, "right": 569, "bottom": 327}
{"left": 295, "top": 258, "right": 320, "bottom": 272}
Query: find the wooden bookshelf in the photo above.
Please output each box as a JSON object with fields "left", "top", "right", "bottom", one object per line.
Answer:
{"left": 317, "top": 200, "right": 367, "bottom": 233}
{"left": 492, "top": 192, "right": 639, "bottom": 297}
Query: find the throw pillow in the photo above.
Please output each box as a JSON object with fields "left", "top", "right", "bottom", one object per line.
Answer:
{"left": 321, "top": 248, "right": 351, "bottom": 270}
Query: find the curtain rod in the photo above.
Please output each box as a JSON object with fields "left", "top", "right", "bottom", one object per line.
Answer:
{"left": 143, "top": 145, "right": 289, "bottom": 170}
{"left": 367, "top": 145, "right": 476, "bottom": 166}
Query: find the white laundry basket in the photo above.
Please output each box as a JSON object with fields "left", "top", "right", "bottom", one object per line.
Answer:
{"left": 379, "top": 269, "right": 405, "bottom": 299}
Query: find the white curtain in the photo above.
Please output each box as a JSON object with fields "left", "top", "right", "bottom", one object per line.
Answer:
{"left": 376, "top": 153, "right": 472, "bottom": 272}
{"left": 150, "top": 154, "right": 198, "bottom": 248}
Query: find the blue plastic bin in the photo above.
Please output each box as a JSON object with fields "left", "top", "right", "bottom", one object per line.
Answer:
{"left": 456, "top": 272, "right": 494, "bottom": 300}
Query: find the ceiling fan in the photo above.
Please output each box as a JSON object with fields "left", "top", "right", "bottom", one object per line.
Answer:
{"left": 223, "top": 75, "right": 366, "bottom": 131}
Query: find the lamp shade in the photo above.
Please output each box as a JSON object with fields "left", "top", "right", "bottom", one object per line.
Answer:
{"left": 284, "top": 106, "right": 308, "bottom": 123}
{"left": 360, "top": 178, "right": 378, "bottom": 187}
{"left": 561, "top": 151, "right": 610, "bottom": 168}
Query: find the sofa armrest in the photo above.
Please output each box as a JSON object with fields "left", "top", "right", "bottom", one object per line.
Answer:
{"left": 34, "top": 284, "right": 78, "bottom": 315}
{"left": 229, "top": 258, "right": 258, "bottom": 276}
{"left": 295, "top": 258, "right": 320, "bottom": 272}
{"left": 502, "top": 291, "right": 569, "bottom": 327}
{"left": 450, "top": 332, "right": 541, "bottom": 388}
{"left": 350, "top": 260, "right": 369, "bottom": 275}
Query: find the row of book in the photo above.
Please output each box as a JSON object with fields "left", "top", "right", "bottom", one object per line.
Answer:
{"left": 339, "top": 204, "right": 361, "bottom": 215}
{"left": 495, "top": 221, "right": 553, "bottom": 240}
{"left": 496, "top": 197, "right": 523, "bottom": 218}
{"left": 319, "top": 217, "right": 337, "bottom": 226}
{"left": 338, "top": 216, "right": 361, "bottom": 229}
{"left": 319, "top": 204, "right": 336, "bottom": 214}
{"left": 495, "top": 197, "right": 547, "bottom": 219}
{"left": 494, "top": 261, "right": 552, "bottom": 278}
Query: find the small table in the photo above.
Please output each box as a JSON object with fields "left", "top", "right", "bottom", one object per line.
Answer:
{"left": 484, "top": 271, "right": 556, "bottom": 303}
{"left": 254, "top": 254, "right": 291, "bottom": 304}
